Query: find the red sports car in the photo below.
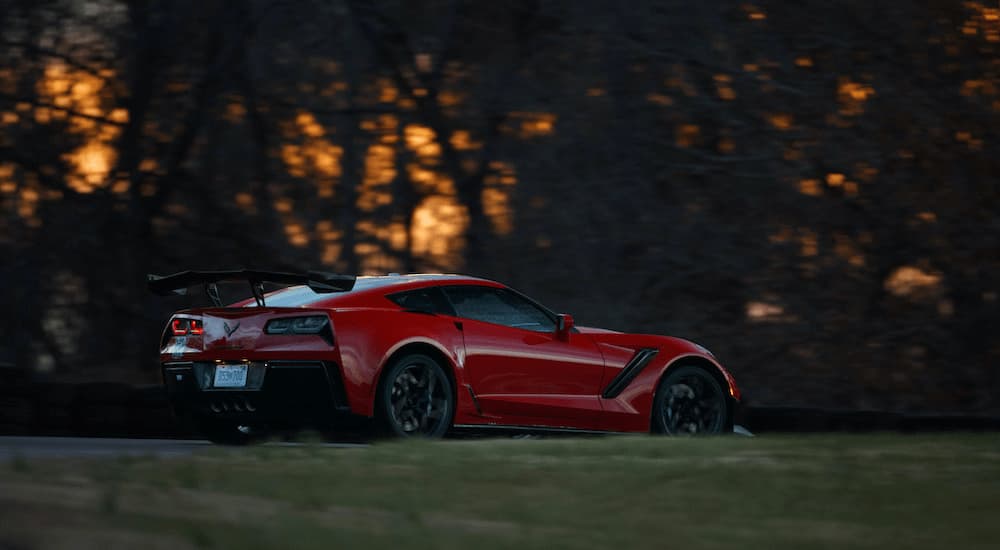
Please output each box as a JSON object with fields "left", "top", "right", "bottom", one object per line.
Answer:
{"left": 150, "top": 270, "right": 741, "bottom": 443}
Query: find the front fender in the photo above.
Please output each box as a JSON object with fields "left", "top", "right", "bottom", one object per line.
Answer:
{"left": 588, "top": 334, "right": 740, "bottom": 432}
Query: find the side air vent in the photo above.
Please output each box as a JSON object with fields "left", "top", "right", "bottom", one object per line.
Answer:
{"left": 601, "top": 348, "right": 659, "bottom": 399}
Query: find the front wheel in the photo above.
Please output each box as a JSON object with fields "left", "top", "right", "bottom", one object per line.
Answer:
{"left": 652, "top": 366, "right": 729, "bottom": 435}
{"left": 377, "top": 353, "right": 454, "bottom": 438}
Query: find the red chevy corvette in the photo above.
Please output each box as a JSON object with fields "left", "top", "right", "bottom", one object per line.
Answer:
{"left": 149, "top": 270, "right": 741, "bottom": 443}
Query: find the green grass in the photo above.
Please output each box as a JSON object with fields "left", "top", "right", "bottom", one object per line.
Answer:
{"left": 2, "top": 434, "right": 999, "bottom": 549}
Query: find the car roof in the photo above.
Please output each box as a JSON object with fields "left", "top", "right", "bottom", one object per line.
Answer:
{"left": 256, "top": 273, "right": 502, "bottom": 308}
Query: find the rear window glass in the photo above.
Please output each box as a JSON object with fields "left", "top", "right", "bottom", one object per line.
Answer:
{"left": 246, "top": 277, "right": 397, "bottom": 307}
{"left": 258, "top": 285, "right": 326, "bottom": 307}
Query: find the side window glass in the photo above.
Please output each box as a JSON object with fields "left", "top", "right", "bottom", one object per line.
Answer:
{"left": 442, "top": 286, "right": 555, "bottom": 332}
{"left": 387, "top": 288, "right": 455, "bottom": 315}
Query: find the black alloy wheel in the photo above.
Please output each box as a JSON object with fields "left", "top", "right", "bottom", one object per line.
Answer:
{"left": 379, "top": 353, "right": 454, "bottom": 438}
{"left": 652, "top": 366, "right": 728, "bottom": 435}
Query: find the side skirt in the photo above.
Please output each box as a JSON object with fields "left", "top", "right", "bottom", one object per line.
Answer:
{"left": 452, "top": 423, "right": 631, "bottom": 436}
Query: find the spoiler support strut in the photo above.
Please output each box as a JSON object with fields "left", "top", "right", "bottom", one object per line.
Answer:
{"left": 205, "top": 283, "right": 223, "bottom": 307}
{"left": 251, "top": 281, "right": 266, "bottom": 307}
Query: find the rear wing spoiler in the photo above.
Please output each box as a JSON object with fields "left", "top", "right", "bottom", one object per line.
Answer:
{"left": 147, "top": 269, "right": 356, "bottom": 307}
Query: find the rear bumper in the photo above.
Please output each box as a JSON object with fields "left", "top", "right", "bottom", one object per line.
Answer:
{"left": 162, "top": 360, "right": 351, "bottom": 426}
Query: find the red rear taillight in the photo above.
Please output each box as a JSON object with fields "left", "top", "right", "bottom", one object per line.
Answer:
{"left": 172, "top": 318, "right": 189, "bottom": 336}
{"left": 171, "top": 318, "right": 203, "bottom": 336}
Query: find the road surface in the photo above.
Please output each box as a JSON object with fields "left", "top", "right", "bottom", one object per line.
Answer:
{"left": 0, "top": 436, "right": 366, "bottom": 459}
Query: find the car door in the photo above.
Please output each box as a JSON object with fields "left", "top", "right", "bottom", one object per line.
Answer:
{"left": 441, "top": 285, "right": 605, "bottom": 428}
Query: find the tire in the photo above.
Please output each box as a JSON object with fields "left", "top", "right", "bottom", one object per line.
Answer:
{"left": 195, "top": 416, "right": 257, "bottom": 445}
{"left": 652, "top": 365, "right": 729, "bottom": 435}
{"left": 377, "top": 353, "right": 454, "bottom": 438}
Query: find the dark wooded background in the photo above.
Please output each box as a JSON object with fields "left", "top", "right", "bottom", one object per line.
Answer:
{"left": 1, "top": 0, "right": 997, "bottom": 416}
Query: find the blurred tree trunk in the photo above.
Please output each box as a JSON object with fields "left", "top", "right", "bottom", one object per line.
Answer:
{"left": 336, "top": 18, "right": 362, "bottom": 274}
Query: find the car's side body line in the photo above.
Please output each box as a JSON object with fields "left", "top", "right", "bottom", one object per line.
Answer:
{"left": 601, "top": 348, "right": 659, "bottom": 398}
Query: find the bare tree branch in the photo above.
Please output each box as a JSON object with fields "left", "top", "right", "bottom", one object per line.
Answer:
{"left": 0, "top": 93, "right": 126, "bottom": 126}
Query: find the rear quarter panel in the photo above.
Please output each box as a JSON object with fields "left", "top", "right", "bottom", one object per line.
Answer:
{"left": 331, "top": 308, "right": 468, "bottom": 417}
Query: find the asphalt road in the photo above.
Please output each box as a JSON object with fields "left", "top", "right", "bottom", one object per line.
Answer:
{"left": 0, "top": 436, "right": 367, "bottom": 459}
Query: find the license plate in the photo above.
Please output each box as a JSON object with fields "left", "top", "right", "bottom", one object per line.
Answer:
{"left": 213, "top": 365, "right": 248, "bottom": 388}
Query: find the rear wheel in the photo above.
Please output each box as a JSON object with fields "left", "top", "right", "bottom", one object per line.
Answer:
{"left": 652, "top": 366, "right": 729, "bottom": 435}
{"left": 377, "top": 353, "right": 454, "bottom": 438}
